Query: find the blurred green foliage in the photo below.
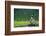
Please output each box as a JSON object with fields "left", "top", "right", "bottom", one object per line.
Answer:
{"left": 14, "top": 9, "right": 39, "bottom": 21}
{"left": 14, "top": 8, "right": 39, "bottom": 27}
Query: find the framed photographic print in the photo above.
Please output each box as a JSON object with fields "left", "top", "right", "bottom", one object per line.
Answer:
{"left": 5, "top": 1, "right": 45, "bottom": 35}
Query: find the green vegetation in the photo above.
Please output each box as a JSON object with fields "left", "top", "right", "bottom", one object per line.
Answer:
{"left": 14, "top": 9, "right": 39, "bottom": 27}
{"left": 14, "top": 21, "right": 31, "bottom": 27}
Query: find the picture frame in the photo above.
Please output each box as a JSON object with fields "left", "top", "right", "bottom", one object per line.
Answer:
{"left": 5, "top": 1, "right": 45, "bottom": 35}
